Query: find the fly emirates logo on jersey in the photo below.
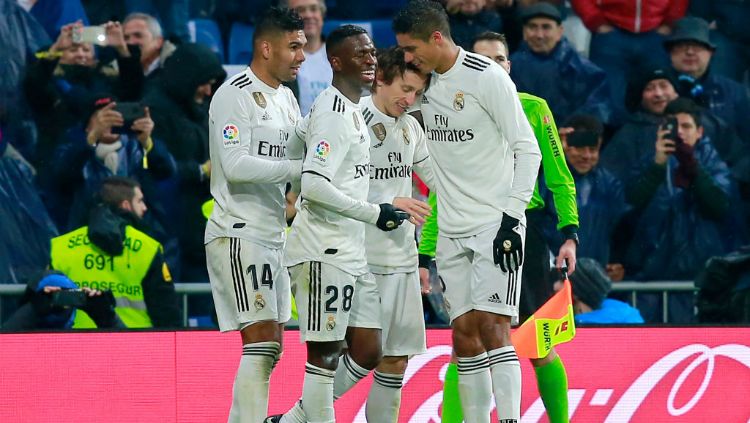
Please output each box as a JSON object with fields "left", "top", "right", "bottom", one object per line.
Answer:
{"left": 426, "top": 114, "right": 475, "bottom": 143}
{"left": 257, "top": 130, "right": 289, "bottom": 158}
{"left": 370, "top": 151, "right": 412, "bottom": 180}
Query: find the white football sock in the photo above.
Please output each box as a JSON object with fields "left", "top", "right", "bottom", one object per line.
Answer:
{"left": 333, "top": 353, "right": 370, "bottom": 399}
{"left": 365, "top": 371, "right": 404, "bottom": 423}
{"left": 457, "top": 352, "right": 492, "bottom": 423}
{"left": 488, "top": 346, "right": 521, "bottom": 423}
{"left": 227, "top": 341, "right": 280, "bottom": 423}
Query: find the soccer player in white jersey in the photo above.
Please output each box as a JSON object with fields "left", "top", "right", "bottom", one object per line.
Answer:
{"left": 274, "top": 47, "right": 436, "bottom": 423}
{"left": 273, "top": 26, "right": 429, "bottom": 423}
{"left": 394, "top": 1, "right": 542, "bottom": 422}
{"left": 204, "top": 7, "right": 306, "bottom": 423}
{"left": 359, "top": 47, "right": 435, "bottom": 423}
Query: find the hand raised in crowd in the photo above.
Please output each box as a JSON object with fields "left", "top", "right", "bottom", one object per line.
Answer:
{"left": 596, "top": 23, "right": 615, "bottom": 34}
{"left": 558, "top": 126, "right": 574, "bottom": 143}
{"left": 50, "top": 21, "right": 83, "bottom": 54}
{"left": 88, "top": 102, "right": 123, "bottom": 145}
{"left": 105, "top": 21, "right": 130, "bottom": 58}
{"left": 655, "top": 24, "right": 672, "bottom": 36}
{"left": 131, "top": 106, "right": 154, "bottom": 146}
{"left": 392, "top": 197, "right": 431, "bottom": 225}
{"left": 654, "top": 127, "right": 675, "bottom": 165}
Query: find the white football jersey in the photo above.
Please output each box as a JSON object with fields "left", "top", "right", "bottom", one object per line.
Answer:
{"left": 420, "top": 48, "right": 541, "bottom": 237}
{"left": 284, "top": 86, "right": 372, "bottom": 275}
{"left": 205, "top": 68, "right": 302, "bottom": 248}
{"left": 360, "top": 96, "right": 432, "bottom": 272}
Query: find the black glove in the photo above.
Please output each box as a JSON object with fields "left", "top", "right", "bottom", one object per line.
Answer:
{"left": 493, "top": 213, "right": 523, "bottom": 272}
{"left": 376, "top": 203, "right": 407, "bottom": 232}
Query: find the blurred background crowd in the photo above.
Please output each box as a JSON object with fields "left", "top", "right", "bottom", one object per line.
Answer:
{"left": 2, "top": 0, "right": 749, "bottom": 329}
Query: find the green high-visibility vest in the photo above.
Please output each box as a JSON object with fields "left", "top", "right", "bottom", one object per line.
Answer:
{"left": 50, "top": 225, "right": 161, "bottom": 328}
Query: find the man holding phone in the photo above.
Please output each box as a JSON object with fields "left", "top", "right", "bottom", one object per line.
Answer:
{"left": 626, "top": 97, "right": 738, "bottom": 322}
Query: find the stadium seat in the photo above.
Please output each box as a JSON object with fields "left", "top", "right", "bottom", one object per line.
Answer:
{"left": 228, "top": 22, "right": 255, "bottom": 65}
{"left": 187, "top": 18, "right": 224, "bottom": 63}
{"left": 323, "top": 19, "right": 397, "bottom": 48}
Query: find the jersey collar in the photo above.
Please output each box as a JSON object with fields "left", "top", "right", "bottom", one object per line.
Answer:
{"left": 362, "top": 95, "right": 397, "bottom": 125}
{"left": 435, "top": 47, "right": 466, "bottom": 81}
{"left": 248, "top": 68, "right": 280, "bottom": 94}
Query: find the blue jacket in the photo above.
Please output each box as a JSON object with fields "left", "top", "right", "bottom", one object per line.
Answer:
{"left": 510, "top": 38, "right": 613, "bottom": 125}
{"left": 542, "top": 165, "right": 629, "bottom": 267}
{"left": 51, "top": 130, "right": 176, "bottom": 230}
{"left": 575, "top": 299, "right": 645, "bottom": 324}
{"left": 700, "top": 72, "right": 750, "bottom": 147}
{"left": 628, "top": 139, "right": 744, "bottom": 280}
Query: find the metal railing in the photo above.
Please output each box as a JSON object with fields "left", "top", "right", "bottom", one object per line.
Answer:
{"left": 0, "top": 281, "right": 696, "bottom": 327}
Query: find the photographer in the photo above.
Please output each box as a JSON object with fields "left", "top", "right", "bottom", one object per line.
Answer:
{"left": 24, "top": 21, "right": 145, "bottom": 174}
{"left": 625, "top": 97, "right": 740, "bottom": 322}
{"left": 48, "top": 177, "right": 180, "bottom": 328}
{"left": 3, "top": 272, "right": 121, "bottom": 330}
{"left": 50, "top": 95, "right": 175, "bottom": 231}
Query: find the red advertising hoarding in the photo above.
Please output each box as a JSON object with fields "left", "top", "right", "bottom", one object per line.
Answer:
{"left": 0, "top": 328, "right": 748, "bottom": 422}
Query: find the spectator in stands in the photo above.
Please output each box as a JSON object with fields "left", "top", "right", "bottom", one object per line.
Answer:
{"left": 51, "top": 95, "right": 176, "bottom": 231}
{"left": 0, "top": 0, "right": 50, "bottom": 161}
{"left": 544, "top": 114, "right": 629, "bottom": 281}
{"left": 3, "top": 272, "right": 120, "bottom": 330}
{"left": 0, "top": 129, "right": 58, "bottom": 303}
{"left": 123, "top": 12, "right": 177, "bottom": 79}
{"left": 510, "top": 3, "right": 613, "bottom": 125}
{"left": 24, "top": 21, "right": 145, "bottom": 177}
{"left": 625, "top": 98, "right": 739, "bottom": 323}
{"left": 445, "top": 0, "right": 503, "bottom": 50}
{"left": 281, "top": 0, "right": 332, "bottom": 114}
{"left": 572, "top": 0, "right": 687, "bottom": 124}
{"left": 143, "top": 42, "right": 225, "bottom": 281}
{"left": 601, "top": 67, "right": 678, "bottom": 181}
{"left": 124, "top": 0, "right": 189, "bottom": 43}
{"left": 689, "top": 0, "right": 750, "bottom": 86}
{"left": 553, "top": 258, "right": 644, "bottom": 324}
{"left": 665, "top": 17, "right": 750, "bottom": 147}
{"left": 49, "top": 176, "right": 180, "bottom": 328}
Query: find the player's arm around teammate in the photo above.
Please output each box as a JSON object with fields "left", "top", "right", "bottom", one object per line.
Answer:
{"left": 205, "top": 7, "right": 306, "bottom": 423}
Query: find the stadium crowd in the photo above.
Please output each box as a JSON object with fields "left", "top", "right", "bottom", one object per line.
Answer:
{"left": 2, "top": 0, "right": 750, "bottom": 328}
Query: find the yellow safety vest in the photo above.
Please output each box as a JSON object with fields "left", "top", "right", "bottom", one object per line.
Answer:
{"left": 50, "top": 225, "right": 162, "bottom": 328}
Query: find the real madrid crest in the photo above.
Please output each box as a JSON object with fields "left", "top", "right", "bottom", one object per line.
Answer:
{"left": 254, "top": 294, "right": 266, "bottom": 311}
{"left": 402, "top": 127, "right": 410, "bottom": 145}
{"left": 372, "top": 123, "right": 386, "bottom": 141}
{"left": 453, "top": 91, "right": 464, "bottom": 111}
{"left": 326, "top": 316, "right": 336, "bottom": 331}
{"left": 252, "top": 92, "right": 267, "bottom": 108}
{"left": 352, "top": 112, "right": 360, "bottom": 131}
{"left": 288, "top": 111, "right": 296, "bottom": 124}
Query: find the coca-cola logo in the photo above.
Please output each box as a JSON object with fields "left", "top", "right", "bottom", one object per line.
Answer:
{"left": 604, "top": 343, "right": 750, "bottom": 422}
{"left": 346, "top": 343, "right": 750, "bottom": 422}
{"left": 2, "top": 329, "right": 749, "bottom": 422}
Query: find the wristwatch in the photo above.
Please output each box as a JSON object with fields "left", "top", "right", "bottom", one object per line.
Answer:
{"left": 561, "top": 225, "right": 580, "bottom": 246}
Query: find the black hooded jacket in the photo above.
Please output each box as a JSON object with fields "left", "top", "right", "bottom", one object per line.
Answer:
{"left": 143, "top": 43, "right": 226, "bottom": 272}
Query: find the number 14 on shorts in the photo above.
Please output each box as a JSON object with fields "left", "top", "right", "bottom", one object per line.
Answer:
{"left": 247, "top": 264, "right": 273, "bottom": 290}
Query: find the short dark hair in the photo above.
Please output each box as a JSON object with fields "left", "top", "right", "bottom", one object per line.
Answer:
{"left": 99, "top": 177, "right": 139, "bottom": 209}
{"left": 253, "top": 6, "right": 304, "bottom": 45}
{"left": 565, "top": 114, "right": 604, "bottom": 136}
{"left": 392, "top": 0, "right": 451, "bottom": 41}
{"left": 472, "top": 31, "right": 509, "bottom": 54}
{"left": 326, "top": 24, "right": 368, "bottom": 55}
{"left": 665, "top": 97, "right": 702, "bottom": 127}
{"left": 374, "top": 46, "right": 423, "bottom": 89}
